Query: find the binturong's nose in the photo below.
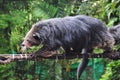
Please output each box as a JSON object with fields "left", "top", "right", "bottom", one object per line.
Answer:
{"left": 20, "top": 43, "right": 27, "bottom": 52}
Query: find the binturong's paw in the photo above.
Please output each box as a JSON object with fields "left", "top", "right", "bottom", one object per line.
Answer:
{"left": 39, "top": 50, "right": 58, "bottom": 57}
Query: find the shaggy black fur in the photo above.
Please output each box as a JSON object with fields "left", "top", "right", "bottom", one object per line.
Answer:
{"left": 33, "top": 15, "right": 113, "bottom": 51}
{"left": 109, "top": 24, "right": 120, "bottom": 44}
{"left": 21, "top": 15, "right": 114, "bottom": 79}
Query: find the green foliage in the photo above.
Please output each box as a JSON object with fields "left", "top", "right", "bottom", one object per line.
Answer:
{"left": 0, "top": 63, "right": 17, "bottom": 80}
{"left": 105, "top": 0, "right": 120, "bottom": 26}
{"left": 0, "top": 14, "right": 10, "bottom": 29}
{"left": 0, "top": 14, "right": 11, "bottom": 53}
{"left": 93, "top": 48, "right": 104, "bottom": 54}
{"left": 0, "top": 30, "right": 10, "bottom": 53}
{"left": 100, "top": 60, "right": 120, "bottom": 80}
{"left": 113, "top": 44, "right": 120, "bottom": 51}
{"left": 9, "top": 10, "right": 28, "bottom": 51}
{"left": 0, "top": 0, "right": 120, "bottom": 80}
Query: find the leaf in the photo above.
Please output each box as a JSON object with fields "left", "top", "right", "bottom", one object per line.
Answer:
{"left": 93, "top": 48, "right": 104, "bottom": 54}
{"left": 66, "top": 63, "right": 70, "bottom": 72}
{"left": 0, "top": 20, "right": 8, "bottom": 29}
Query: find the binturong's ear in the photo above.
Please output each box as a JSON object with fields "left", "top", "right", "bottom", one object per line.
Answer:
{"left": 33, "top": 32, "right": 41, "bottom": 40}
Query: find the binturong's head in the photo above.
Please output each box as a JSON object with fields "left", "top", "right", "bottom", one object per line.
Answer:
{"left": 20, "top": 23, "right": 42, "bottom": 52}
{"left": 109, "top": 24, "right": 120, "bottom": 44}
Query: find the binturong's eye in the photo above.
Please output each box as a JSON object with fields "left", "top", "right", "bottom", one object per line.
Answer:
{"left": 33, "top": 32, "right": 40, "bottom": 40}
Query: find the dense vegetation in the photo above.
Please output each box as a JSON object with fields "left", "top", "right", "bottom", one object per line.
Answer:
{"left": 0, "top": 0, "right": 120, "bottom": 80}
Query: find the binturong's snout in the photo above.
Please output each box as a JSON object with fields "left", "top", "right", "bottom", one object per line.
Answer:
{"left": 20, "top": 40, "right": 31, "bottom": 52}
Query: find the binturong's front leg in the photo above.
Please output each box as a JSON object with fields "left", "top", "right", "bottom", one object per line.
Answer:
{"left": 33, "top": 47, "right": 58, "bottom": 57}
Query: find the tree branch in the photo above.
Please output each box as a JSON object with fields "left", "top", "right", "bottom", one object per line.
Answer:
{"left": 0, "top": 51, "right": 120, "bottom": 64}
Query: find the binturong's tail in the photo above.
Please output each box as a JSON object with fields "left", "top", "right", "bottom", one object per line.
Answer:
{"left": 77, "top": 54, "right": 89, "bottom": 80}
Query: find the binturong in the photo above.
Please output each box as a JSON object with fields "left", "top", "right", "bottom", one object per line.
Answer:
{"left": 20, "top": 15, "right": 115, "bottom": 80}
{"left": 109, "top": 24, "right": 120, "bottom": 45}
